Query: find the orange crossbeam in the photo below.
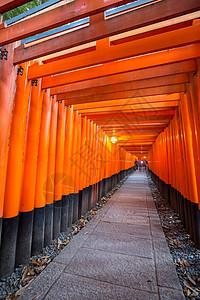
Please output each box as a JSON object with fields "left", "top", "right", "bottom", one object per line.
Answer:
{"left": 88, "top": 108, "right": 177, "bottom": 115}
{"left": 101, "top": 124, "right": 167, "bottom": 132}
{"left": 13, "top": 0, "right": 200, "bottom": 64}
{"left": 119, "top": 143, "right": 154, "bottom": 146}
{"left": 86, "top": 109, "right": 175, "bottom": 119}
{"left": 123, "top": 146, "right": 151, "bottom": 149}
{"left": 114, "top": 134, "right": 158, "bottom": 138}
{"left": 50, "top": 60, "right": 196, "bottom": 95}
{"left": 78, "top": 100, "right": 179, "bottom": 115}
{"left": 101, "top": 123, "right": 169, "bottom": 129}
{"left": 128, "top": 152, "right": 149, "bottom": 155}
{"left": 55, "top": 74, "right": 188, "bottom": 99}
{"left": 60, "top": 85, "right": 184, "bottom": 105}
{"left": 42, "top": 44, "right": 200, "bottom": 89}
{"left": 94, "top": 116, "right": 173, "bottom": 122}
{"left": 74, "top": 94, "right": 180, "bottom": 111}
{"left": 104, "top": 127, "right": 166, "bottom": 132}
{"left": 28, "top": 25, "right": 200, "bottom": 79}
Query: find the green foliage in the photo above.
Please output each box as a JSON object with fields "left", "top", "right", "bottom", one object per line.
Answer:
{"left": 3, "top": 0, "right": 43, "bottom": 21}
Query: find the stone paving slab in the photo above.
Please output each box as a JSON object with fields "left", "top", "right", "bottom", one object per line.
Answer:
{"left": 83, "top": 230, "right": 153, "bottom": 258}
{"left": 102, "top": 213, "right": 150, "bottom": 225}
{"left": 44, "top": 273, "right": 159, "bottom": 300}
{"left": 94, "top": 220, "right": 151, "bottom": 239}
{"left": 112, "top": 201, "right": 149, "bottom": 208}
{"left": 20, "top": 172, "right": 184, "bottom": 299}
{"left": 65, "top": 247, "right": 158, "bottom": 293}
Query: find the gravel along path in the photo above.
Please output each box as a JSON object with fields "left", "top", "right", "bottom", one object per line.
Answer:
{"left": 148, "top": 174, "right": 200, "bottom": 300}
{"left": 0, "top": 177, "right": 127, "bottom": 300}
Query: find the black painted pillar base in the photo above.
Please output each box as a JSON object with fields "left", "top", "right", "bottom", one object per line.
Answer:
{"left": 60, "top": 195, "right": 69, "bottom": 233}
{"left": 0, "top": 216, "right": 19, "bottom": 278}
{"left": 110, "top": 175, "right": 113, "bottom": 190}
{"left": 169, "top": 186, "right": 175, "bottom": 211}
{"left": 68, "top": 194, "right": 74, "bottom": 227}
{"left": 104, "top": 178, "right": 107, "bottom": 196}
{"left": 32, "top": 207, "right": 45, "bottom": 256}
{"left": 107, "top": 177, "right": 110, "bottom": 193}
{"left": 113, "top": 175, "right": 115, "bottom": 188}
{"left": 99, "top": 180, "right": 103, "bottom": 200}
{"left": 73, "top": 193, "right": 79, "bottom": 223}
{"left": 187, "top": 200, "right": 194, "bottom": 240}
{"left": 81, "top": 188, "right": 86, "bottom": 216}
{"left": 114, "top": 173, "right": 117, "bottom": 187}
{"left": 102, "top": 179, "right": 106, "bottom": 198}
{"left": 178, "top": 194, "right": 185, "bottom": 227}
{"left": 93, "top": 183, "right": 96, "bottom": 206}
{"left": 88, "top": 185, "right": 92, "bottom": 211}
{"left": 95, "top": 183, "right": 98, "bottom": 204}
{"left": 97, "top": 181, "right": 101, "bottom": 202}
{"left": 53, "top": 200, "right": 62, "bottom": 240}
{"left": 44, "top": 203, "right": 53, "bottom": 246}
{"left": 15, "top": 211, "right": 34, "bottom": 266}
{"left": 117, "top": 173, "right": 120, "bottom": 183}
{"left": 184, "top": 197, "right": 190, "bottom": 233}
{"left": 85, "top": 187, "right": 90, "bottom": 213}
{"left": 107, "top": 177, "right": 110, "bottom": 192}
{"left": 112, "top": 175, "right": 115, "bottom": 189}
{"left": 109, "top": 177, "right": 112, "bottom": 191}
{"left": 107, "top": 177, "right": 109, "bottom": 193}
{"left": 164, "top": 184, "right": 170, "bottom": 204}
{"left": 78, "top": 190, "right": 83, "bottom": 219}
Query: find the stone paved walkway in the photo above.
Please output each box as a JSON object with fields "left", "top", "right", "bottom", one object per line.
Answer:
{"left": 20, "top": 172, "right": 185, "bottom": 299}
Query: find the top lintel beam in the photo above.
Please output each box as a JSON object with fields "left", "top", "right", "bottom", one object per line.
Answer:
{"left": 28, "top": 25, "right": 200, "bottom": 80}
{"left": 42, "top": 44, "right": 200, "bottom": 89}
{"left": 13, "top": 0, "right": 200, "bottom": 64}
{"left": 0, "top": 0, "right": 132, "bottom": 46}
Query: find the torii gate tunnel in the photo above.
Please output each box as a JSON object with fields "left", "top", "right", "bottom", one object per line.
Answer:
{"left": 0, "top": 0, "right": 200, "bottom": 278}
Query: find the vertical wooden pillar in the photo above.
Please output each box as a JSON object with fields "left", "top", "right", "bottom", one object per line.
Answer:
{"left": 7, "top": 61, "right": 32, "bottom": 267}
{"left": 88, "top": 121, "right": 94, "bottom": 209}
{"left": 84, "top": 119, "right": 90, "bottom": 212}
{"left": 16, "top": 73, "right": 43, "bottom": 260}
{"left": 77, "top": 113, "right": 82, "bottom": 219}
{"left": 53, "top": 101, "right": 66, "bottom": 238}
{"left": 0, "top": 43, "right": 17, "bottom": 256}
{"left": 71, "top": 110, "right": 79, "bottom": 222}
{"left": 61, "top": 105, "right": 74, "bottom": 229}
{"left": 80, "top": 117, "right": 86, "bottom": 216}
{"left": 32, "top": 89, "right": 52, "bottom": 254}
{"left": 0, "top": 60, "right": 31, "bottom": 277}
{"left": 45, "top": 96, "right": 58, "bottom": 245}
{"left": 92, "top": 123, "right": 97, "bottom": 205}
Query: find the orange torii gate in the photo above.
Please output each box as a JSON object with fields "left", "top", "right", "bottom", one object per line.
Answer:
{"left": 0, "top": 0, "right": 200, "bottom": 280}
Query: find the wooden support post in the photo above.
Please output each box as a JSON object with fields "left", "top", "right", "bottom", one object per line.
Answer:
{"left": 45, "top": 96, "right": 58, "bottom": 245}
{"left": 33, "top": 89, "right": 52, "bottom": 253}
{"left": 53, "top": 101, "right": 65, "bottom": 239}
{"left": 61, "top": 105, "right": 73, "bottom": 231}
{"left": 0, "top": 43, "right": 17, "bottom": 255}
{"left": 0, "top": 60, "right": 31, "bottom": 277}
{"left": 17, "top": 74, "right": 43, "bottom": 261}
